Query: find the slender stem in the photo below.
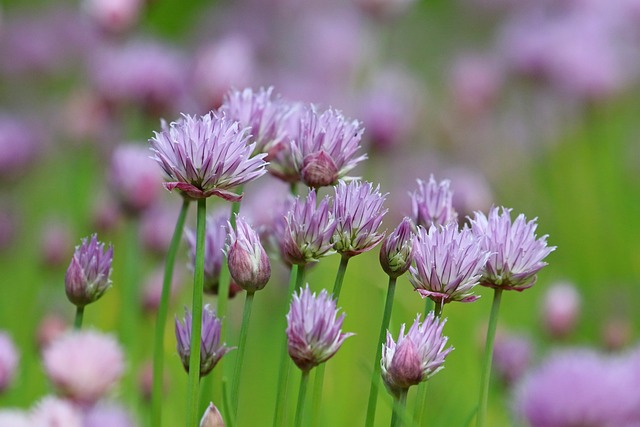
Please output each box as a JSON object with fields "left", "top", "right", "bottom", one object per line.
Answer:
{"left": 232, "top": 291, "right": 255, "bottom": 417}
{"left": 331, "top": 254, "right": 350, "bottom": 301}
{"left": 290, "top": 182, "right": 298, "bottom": 196}
{"left": 151, "top": 198, "right": 190, "bottom": 427}
{"left": 415, "top": 302, "right": 444, "bottom": 424}
{"left": 433, "top": 300, "right": 443, "bottom": 318}
{"left": 295, "top": 264, "right": 306, "bottom": 291}
{"left": 273, "top": 264, "right": 303, "bottom": 427}
{"left": 294, "top": 371, "right": 310, "bottom": 427}
{"left": 222, "top": 378, "right": 236, "bottom": 427}
{"left": 186, "top": 198, "right": 207, "bottom": 427}
{"left": 74, "top": 306, "right": 84, "bottom": 330}
{"left": 390, "top": 389, "right": 408, "bottom": 427}
{"left": 476, "top": 288, "right": 503, "bottom": 427}
{"left": 365, "top": 276, "right": 397, "bottom": 427}
{"left": 218, "top": 188, "right": 242, "bottom": 340}
{"left": 422, "top": 297, "right": 434, "bottom": 317}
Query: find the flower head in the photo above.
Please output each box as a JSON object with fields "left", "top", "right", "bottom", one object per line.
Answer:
{"left": 379, "top": 217, "right": 415, "bottom": 278}
{"left": 227, "top": 216, "right": 271, "bottom": 292}
{"left": 0, "top": 332, "right": 19, "bottom": 393}
{"left": 43, "top": 330, "right": 125, "bottom": 405}
{"left": 332, "top": 180, "right": 387, "bottom": 257}
{"left": 409, "top": 224, "right": 489, "bottom": 305}
{"left": 381, "top": 313, "right": 453, "bottom": 396}
{"left": 470, "top": 207, "right": 555, "bottom": 291}
{"left": 149, "top": 112, "right": 267, "bottom": 201}
{"left": 280, "top": 190, "right": 337, "bottom": 265}
{"left": 291, "top": 106, "right": 367, "bottom": 188}
{"left": 286, "top": 285, "right": 354, "bottom": 372}
{"left": 65, "top": 234, "right": 114, "bottom": 308}
{"left": 409, "top": 175, "right": 458, "bottom": 229}
{"left": 175, "top": 305, "right": 233, "bottom": 377}
{"left": 266, "top": 102, "right": 306, "bottom": 183}
{"left": 185, "top": 211, "right": 228, "bottom": 294}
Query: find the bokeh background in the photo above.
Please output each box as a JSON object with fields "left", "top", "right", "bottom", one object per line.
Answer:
{"left": 1, "top": 0, "right": 639, "bottom": 425}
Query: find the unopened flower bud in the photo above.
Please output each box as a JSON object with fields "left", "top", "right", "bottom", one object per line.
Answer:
{"left": 227, "top": 217, "right": 271, "bottom": 292}
{"left": 541, "top": 281, "right": 581, "bottom": 339}
{"left": 301, "top": 151, "right": 339, "bottom": 188}
{"left": 200, "top": 402, "right": 225, "bottom": 427}
{"left": 379, "top": 217, "right": 414, "bottom": 278}
{"left": 65, "top": 234, "right": 114, "bottom": 308}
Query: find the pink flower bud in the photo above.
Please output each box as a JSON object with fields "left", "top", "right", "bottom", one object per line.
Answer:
{"left": 541, "top": 281, "right": 581, "bottom": 339}
{"left": 227, "top": 217, "right": 271, "bottom": 292}
{"left": 200, "top": 402, "right": 225, "bottom": 427}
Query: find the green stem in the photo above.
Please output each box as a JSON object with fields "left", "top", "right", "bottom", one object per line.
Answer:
{"left": 364, "top": 276, "right": 397, "bottom": 427}
{"left": 186, "top": 198, "right": 207, "bottom": 427}
{"left": 422, "top": 297, "right": 434, "bottom": 317}
{"left": 273, "top": 264, "right": 304, "bottom": 427}
{"left": 222, "top": 378, "right": 236, "bottom": 427}
{"left": 476, "top": 288, "right": 503, "bottom": 427}
{"left": 231, "top": 291, "right": 255, "bottom": 417}
{"left": 151, "top": 198, "right": 190, "bottom": 427}
{"left": 433, "top": 300, "right": 443, "bottom": 318}
{"left": 294, "top": 371, "right": 310, "bottom": 427}
{"left": 331, "top": 254, "right": 350, "bottom": 301}
{"left": 390, "top": 389, "right": 408, "bottom": 427}
{"left": 218, "top": 188, "right": 242, "bottom": 341}
{"left": 415, "top": 302, "right": 444, "bottom": 425}
{"left": 74, "top": 306, "right": 84, "bottom": 330}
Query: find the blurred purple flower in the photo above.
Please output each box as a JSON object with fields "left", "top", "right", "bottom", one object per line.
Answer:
{"left": 0, "top": 115, "right": 41, "bottom": 181}
{"left": 141, "top": 267, "right": 183, "bottom": 315}
{"left": 492, "top": 332, "right": 533, "bottom": 387}
{"left": 450, "top": 54, "right": 503, "bottom": 117}
{"left": 227, "top": 216, "right": 271, "bottom": 292}
{"left": 0, "top": 410, "right": 31, "bottom": 427}
{"left": 409, "top": 223, "right": 489, "bottom": 305}
{"left": 409, "top": 175, "right": 458, "bottom": 229}
{"left": 291, "top": 106, "right": 366, "bottom": 188}
{"left": 379, "top": 217, "right": 415, "bottom": 278}
{"left": 470, "top": 207, "right": 555, "bottom": 291}
{"left": 286, "top": 285, "right": 354, "bottom": 372}
{"left": 332, "top": 180, "right": 387, "bottom": 257}
{"left": 280, "top": 190, "right": 337, "bottom": 265}
{"left": 31, "top": 396, "right": 83, "bottom": 427}
{"left": 83, "top": 402, "right": 137, "bottom": 427}
{"left": 185, "top": 211, "right": 228, "bottom": 295}
{"left": 355, "top": 0, "right": 416, "bottom": 20}
{"left": 83, "top": 0, "right": 142, "bottom": 34}
{"left": 175, "top": 305, "right": 233, "bottom": 377}
{"left": 149, "top": 112, "right": 267, "bottom": 201}
{"left": 541, "top": 281, "right": 581, "bottom": 339}
{"left": 40, "top": 220, "right": 73, "bottom": 268}
{"left": 381, "top": 313, "right": 453, "bottom": 396}
{"left": 0, "top": 332, "right": 19, "bottom": 393}
{"left": 139, "top": 204, "right": 179, "bottom": 257}
{"left": 65, "top": 234, "right": 114, "bottom": 308}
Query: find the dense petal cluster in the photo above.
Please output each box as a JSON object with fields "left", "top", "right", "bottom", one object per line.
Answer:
{"left": 175, "top": 305, "right": 233, "bottom": 377}
{"left": 286, "top": 285, "right": 354, "bottom": 372}
{"left": 291, "top": 106, "right": 367, "bottom": 188}
{"left": 0, "top": 332, "right": 18, "bottom": 393}
{"left": 470, "top": 207, "right": 556, "bottom": 291}
{"left": 379, "top": 217, "right": 415, "bottom": 278}
{"left": 266, "top": 102, "right": 306, "bottom": 183}
{"left": 65, "top": 234, "right": 114, "bottom": 308}
{"left": 409, "top": 224, "right": 489, "bottom": 305}
{"left": 381, "top": 313, "right": 453, "bottom": 396}
{"left": 280, "top": 190, "right": 337, "bottom": 265}
{"left": 513, "top": 347, "right": 640, "bottom": 427}
{"left": 220, "top": 87, "right": 286, "bottom": 154}
{"left": 186, "top": 211, "right": 228, "bottom": 294}
{"left": 332, "top": 180, "right": 387, "bottom": 257}
{"left": 42, "top": 330, "right": 125, "bottom": 405}
{"left": 149, "top": 112, "right": 267, "bottom": 200}
{"left": 227, "top": 216, "right": 271, "bottom": 292}
{"left": 409, "top": 175, "right": 457, "bottom": 229}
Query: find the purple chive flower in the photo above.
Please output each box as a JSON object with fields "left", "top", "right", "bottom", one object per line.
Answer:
{"left": 470, "top": 207, "right": 556, "bottom": 291}
{"left": 291, "top": 106, "right": 367, "bottom": 188}
{"left": 109, "top": 144, "right": 164, "bottom": 216}
{"left": 541, "top": 281, "right": 581, "bottom": 339}
{"left": 149, "top": 112, "right": 267, "bottom": 201}
{"left": 409, "top": 224, "right": 490, "bottom": 305}
{"left": 332, "top": 180, "right": 387, "bottom": 257}
{"left": 0, "top": 115, "right": 40, "bottom": 181}
{"left": 380, "top": 217, "right": 415, "bottom": 278}
{"left": 0, "top": 332, "right": 19, "bottom": 393}
{"left": 280, "top": 190, "right": 337, "bottom": 265}
{"left": 409, "top": 175, "right": 458, "bottom": 229}
{"left": 227, "top": 216, "right": 271, "bottom": 292}
{"left": 492, "top": 332, "right": 533, "bottom": 387}
{"left": 286, "top": 285, "right": 354, "bottom": 372}
{"left": 381, "top": 313, "right": 453, "bottom": 396}
{"left": 185, "top": 211, "right": 228, "bottom": 294}
{"left": 65, "top": 234, "right": 114, "bottom": 308}
{"left": 265, "top": 102, "right": 306, "bottom": 184}
{"left": 43, "top": 330, "right": 125, "bottom": 405}
{"left": 175, "top": 305, "right": 233, "bottom": 377}
{"left": 220, "top": 87, "right": 287, "bottom": 154}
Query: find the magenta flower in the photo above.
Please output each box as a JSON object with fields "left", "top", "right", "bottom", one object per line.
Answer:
{"left": 175, "top": 305, "right": 233, "bottom": 377}
{"left": 220, "top": 87, "right": 287, "bottom": 154}
{"left": 409, "top": 224, "right": 489, "bottom": 305}
{"left": 185, "top": 211, "right": 228, "bottom": 294}
{"left": 291, "top": 106, "right": 367, "bottom": 188}
{"left": 65, "top": 234, "right": 114, "bottom": 308}
{"left": 280, "top": 190, "right": 337, "bottom": 265}
{"left": 332, "top": 180, "right": 387, "bottom": 257}
{"left": 149, "top": 112, "right": 267, "bottom": 201}
{"left": 227, "top": 216, "right": 271, "bottom": 292}
{"left": 379, "top": 217, "right": 415, "bottom": 278}
{"left": 43, "top": 330, "right": 125, "bottom": 405}
{"left": 286, "top": 285, "right": 354, "bottom": 372}
{"left": 0, "top": 332, "right": 19, "bottom": 393}
{"left": 381, "top": 313, "right": 453, "bottom": 396}
{"left": 409, "top": 175, "right": 458, "bottom": 229}
{"left": 470, "top": 207, "right": 555, "bottom": 291}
